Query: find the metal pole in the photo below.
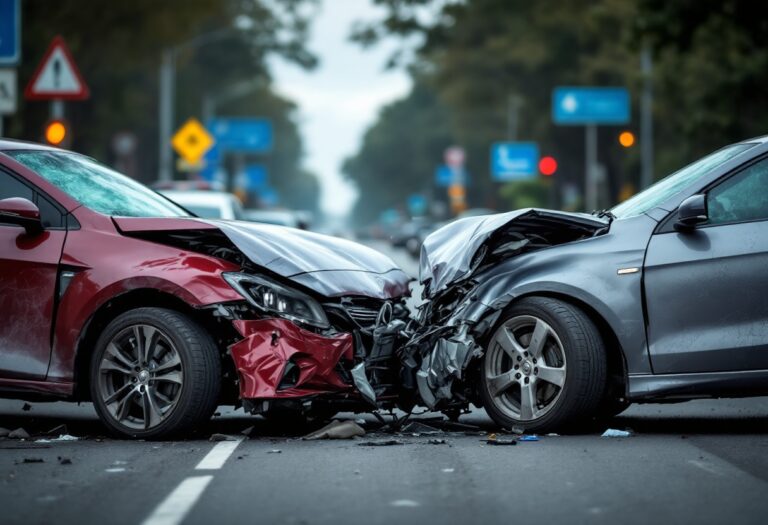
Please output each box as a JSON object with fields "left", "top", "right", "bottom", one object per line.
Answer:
{"left": 158, "top": 49, "right": 175, "bottom": 182}
{"left": 507, "top": 94, "right": 520, "bottom": 141}
{"left": 0, "top": 116, "right": 4, "bottom": 137}
{"left": 585, "top": 124, "right": 597, "bottom": 211}
{"left": 50, "top": 100, "right": 64, "bottom": 119}
{"left": 202, "top": 94, "right": 214, "bottom": 123}
{"left": 641, "top": 45, "right": 654, "bottom": 189}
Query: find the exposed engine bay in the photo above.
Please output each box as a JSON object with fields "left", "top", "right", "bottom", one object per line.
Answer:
{"left": 115, "top": 209, "right": 608, "bottom": 419}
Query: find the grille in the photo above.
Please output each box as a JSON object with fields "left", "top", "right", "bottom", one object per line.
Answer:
{"left": 343, "top": 298, "right": 386, "bottom": 328}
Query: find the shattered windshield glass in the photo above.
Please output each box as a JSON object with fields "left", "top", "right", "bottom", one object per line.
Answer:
{"left": 6, "top": 150, "right": 191, "bottom": 218}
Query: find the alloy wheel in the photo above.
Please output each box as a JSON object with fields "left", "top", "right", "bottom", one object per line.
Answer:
{"left": 96, "top": 324, "right": 184, "bottom": 431}
{"left": 484, "top": 315, "right": 567, "bottom": 421}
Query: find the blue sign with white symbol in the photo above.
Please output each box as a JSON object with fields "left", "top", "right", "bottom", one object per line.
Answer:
{"left": 207, "top": 117, "right": 273, "bottom": 153}
{"left": 435, "top": 165, "right": 468, "bottom": 187}
{"left": 236, "top": 164, "right": 268, "bottom": 190}
{"left": 552, "top": 87, "right": 630, "bottom": 125}
{"left": 491, "top": 142, "right": 539, "bottom": 181}
{"left": 0, "top": 0, "right": 20, "bottom": 65}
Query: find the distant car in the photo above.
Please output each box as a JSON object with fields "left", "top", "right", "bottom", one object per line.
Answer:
{"left": 390, "top": 217, "right": 431, "bottom": 249}
{"left": 244, "top": 209, "right": 308, "bottom": 229}
{"left": 159, "top": 190, "right": 244, "bottom": 220}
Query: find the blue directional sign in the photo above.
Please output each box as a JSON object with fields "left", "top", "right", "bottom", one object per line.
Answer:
{"left": 0, "top": 0, "right": 20, "bottom": 65}
{"left": 435, "top": 164, "right": 468, "bottom": 187}
{"left": 490, "top": 142, "right": 539, "bottom": 181}
{"left": 236, "top": 164, "right": 268, "bottom": 190}
{"left": 207, "top": 117, "right": 273, "bottom": 153}
{"left": 552, "top": 87, "right": 630, "bottom": 125}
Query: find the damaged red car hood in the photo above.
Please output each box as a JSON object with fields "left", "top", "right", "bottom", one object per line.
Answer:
{"left": 419, "top": 209, "right": 608, "bottom": 297}
{"left": 113, "top": 217, "right": 411, "bottom": 299}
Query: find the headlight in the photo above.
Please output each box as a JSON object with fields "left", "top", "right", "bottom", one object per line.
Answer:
{"left": 223, "top": 272, "right": 329, "bottom": 329}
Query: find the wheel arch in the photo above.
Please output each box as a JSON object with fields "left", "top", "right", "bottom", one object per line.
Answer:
{"left": 72, "top": 288, "right": 225, "bottom": 401}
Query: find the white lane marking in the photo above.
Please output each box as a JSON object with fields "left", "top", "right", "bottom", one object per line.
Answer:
{"left": 195, "top": 437, "right": 244, "bottom": 470}
{"left": 390, "top": 499, "right": 420, "bottom": 507}
{"left": 142, "top": 475, "right": 213, "bottom": 525}
{"left": 688, "top": 459, "right": 724, "bottom": 477}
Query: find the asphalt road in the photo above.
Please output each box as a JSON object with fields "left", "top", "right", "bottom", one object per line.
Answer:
{"left": 2, "top": 246, "right": 768, "bottom": 525}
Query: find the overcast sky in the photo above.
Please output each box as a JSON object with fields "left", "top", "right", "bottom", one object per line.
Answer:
{"left": 269, "top": 0, "right": 412, "bottom": 217}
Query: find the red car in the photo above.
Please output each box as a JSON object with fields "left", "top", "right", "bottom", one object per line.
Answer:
{"left": 0, "top": 140, "right": 411, "bottom": 438}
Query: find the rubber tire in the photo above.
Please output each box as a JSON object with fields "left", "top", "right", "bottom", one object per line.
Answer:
{"left": 478, "top": 297, "right": 607, "bottom": 434}
{"left": 89, "top": 307, "right": 221, "bottom": 439}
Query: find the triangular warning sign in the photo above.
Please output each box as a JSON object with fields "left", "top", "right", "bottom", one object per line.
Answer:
{"left": 24, "top": 36, "right": 90, "bottom": 100}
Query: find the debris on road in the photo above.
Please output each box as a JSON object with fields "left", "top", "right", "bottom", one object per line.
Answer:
{"left": 16, "top": 457, "right": 44, "bottom": 464}
{"left": 390, "top": 499, "right": 420, "bottom": 507}
{"left": 518, "top": 435, "right": 540, "bottom": 442}
{"left": 105, "top": 467, "right": 126, "bottom": 473}
{"left": 402, "top": 421, "right": 443, "bottom": 436}
{"left": 601, "top": 428, "right": 632, "bottom": 438}
{"left": 45, "top": 424, "right": 69, "bottom": 436}
{"left": 427, "top": 438, "right": 448, "bottom": 445}
{"left": 8, "top": 428, "right": 30, "bottom": 439}
{"left": 0, "top": 427, "right": 10, "bottom": 437}
{"left": 35, "top": 434, "right": 79, "bottom": 444}
{"left": 441, "top": 468, "right": 455, "bottom": 473}
{"left": 209, "top": 433, "right": 240, "bottom": 442}
{"left": 267, "top": 449, "right": 282, "bottom": 454}
{"left": 240, "top": 426, "right": 255, "bottom": 437}
{"left": 357, "top": 439, "right": 404, "bottom": 447}
{"left": 485, "top": 433, "right": 517, "bottom": 446}
{"left": 58, "top": 457, "right": 72, "bottom": 465}
{"left": 22, "top": 403, "right": 32, "bottom": 411}
{"left": 303, "top": 420, "right": 365, "bottom": 440}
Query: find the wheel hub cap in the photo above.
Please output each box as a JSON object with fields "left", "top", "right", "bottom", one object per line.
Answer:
{"left": 521, "top": 360, "right": 533, "bottom": 376}
{"left": 138, "top": 370, "right": 150, "bottom": 383}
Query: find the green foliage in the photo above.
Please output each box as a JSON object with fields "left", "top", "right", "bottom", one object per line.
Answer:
{"left": 8, "top": 0, "right": 319, "bottom": 211}
{"left": 348, "top": 0, "right": 768, "bottom": 221}
{"left": 499, "top": 179, "right": 550, "bottom": 210}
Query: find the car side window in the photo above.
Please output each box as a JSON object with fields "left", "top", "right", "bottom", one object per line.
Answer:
{"left": 707, "top": 158, "right": 768, "bottom": 225}
{"left": 0, "top": 169, "right": 34, "bottom": 201}
{"left": 0, "top": 169, "right": 65, "bottom": 229}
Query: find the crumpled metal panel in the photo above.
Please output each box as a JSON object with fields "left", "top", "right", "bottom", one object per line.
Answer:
{"left": 416, "top": 325, "right": 481, "bottom": 409}
{"left": 230, "top": 318, "right": 354, "bottom": 399}
{"left": 419, "top": 209, "right": 606, "bottom": 298}
{"left": 112, "top": 216, "right": 411, "bottom": 299}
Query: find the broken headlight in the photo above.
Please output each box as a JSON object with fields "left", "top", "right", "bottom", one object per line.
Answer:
{"left": 223, "top": 272, "right": 329, "bottom": 329}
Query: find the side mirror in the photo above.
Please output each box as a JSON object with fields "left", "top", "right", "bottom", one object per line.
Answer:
{"left": 674, "top": 194, "right": 708, "bottom": 232}
{"left": 0, "top": 197, "right": 43, "bottom": 235}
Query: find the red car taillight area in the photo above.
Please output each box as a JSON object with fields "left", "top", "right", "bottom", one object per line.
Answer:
{"left": 230, "top": 318, "right": 354, "bottom": 399}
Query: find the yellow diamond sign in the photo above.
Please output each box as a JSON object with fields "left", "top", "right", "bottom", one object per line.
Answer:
{"left": 171, "top": 118, "right": 215, "bottom": 164}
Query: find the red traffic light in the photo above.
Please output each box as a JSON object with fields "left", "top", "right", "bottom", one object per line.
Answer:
{"left": 539, "top": 156, "right": 557, "bottom": 176}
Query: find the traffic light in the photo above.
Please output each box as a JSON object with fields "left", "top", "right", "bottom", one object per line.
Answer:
{"left": 44, "top": 119, "right": 68, "bottom": 146}
{"left": 539, "top": 156, "right": 557, "bottom": 176}
{"left": 618, "top": 131, "right": 635, "bottom": 148}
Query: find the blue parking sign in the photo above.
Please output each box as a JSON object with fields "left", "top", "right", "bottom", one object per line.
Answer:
{"left": 207, "top": 117, "right": 273, "bottom": 153}
{"left": 490, "top": 142, "right": 539, "bottom": 181}
{"left": 0, "top": 0, "right": 20, "bottom": 65}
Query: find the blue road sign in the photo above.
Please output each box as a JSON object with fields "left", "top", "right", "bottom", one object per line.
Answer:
{"left": 258, "top": 187, "right": 279, "bottom": 207}
{"left": 236, "top": 164, "right": 268, "bottom": 190}
{"left": 407, "top": 194, "right": 427, "bottom": 216}
{"left": 0, "top": 0, "right": 20, "bottom": 65}
{"left": 552, "top": 87, "right": 630, "bottom": 125}
{"left": 435, "top": 164, "right": 468, "bottom": 187}
{"left": 491, "top": 142, "right": 539, "bottom": 181}
{"left": 207, "top": 117, "right": 273, "bottom": 153}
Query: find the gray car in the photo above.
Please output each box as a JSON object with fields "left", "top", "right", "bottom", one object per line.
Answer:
{"left": 410, "top": 136, "right": 768, "bottom": 432}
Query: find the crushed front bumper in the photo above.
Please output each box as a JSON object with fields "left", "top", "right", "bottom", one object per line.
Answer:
{"left": 229, "top": 318, "right": 354, "bottom": 399}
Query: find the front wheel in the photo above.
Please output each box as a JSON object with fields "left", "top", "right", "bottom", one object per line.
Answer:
{"left": 89, "top": 307, "right": 221, "bottom": 439}
{"left": 478, "top": 297, "right": 607, "bottom": 434}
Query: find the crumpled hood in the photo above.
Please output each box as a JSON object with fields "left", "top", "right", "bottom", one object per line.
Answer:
{"left": 113, "top": 217, "right": 411, "bottom": 299}
{"left": 419, "top": 209, "right": 608, "bottom": 298}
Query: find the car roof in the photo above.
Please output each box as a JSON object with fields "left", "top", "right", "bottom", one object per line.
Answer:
{"left": 0, "top": 138, "right": 65, "bottom": 152}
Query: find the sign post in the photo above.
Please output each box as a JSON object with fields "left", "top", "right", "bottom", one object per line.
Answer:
{"left": 0, "top": 0, "right": 21, "bottom": 136}
{"left": 552, "top": 87, "right": 629, "bottom": 210}
{"left": 25, "top": 36, "right": 90, "bottom": 145}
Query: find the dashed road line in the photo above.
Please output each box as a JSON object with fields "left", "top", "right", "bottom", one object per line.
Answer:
{"left": 195, "top": 437, "right": 244, "bottom": 470}
{"left": 142, "top": 475, "right": 214, "bottom": 525}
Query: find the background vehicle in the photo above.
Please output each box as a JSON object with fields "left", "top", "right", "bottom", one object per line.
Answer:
{"left": 159, "top": 189, "right": 245, "bottom": 220}
{"left": 244, "top": 209, "right": 310, "bottom": 229}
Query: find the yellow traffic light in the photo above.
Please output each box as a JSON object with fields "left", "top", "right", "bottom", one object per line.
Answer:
{"left": 619, "top": 131, "right": 635, "bottom": 148}
{"left": 45, "top": 120, "right": 67, "bottom": 146}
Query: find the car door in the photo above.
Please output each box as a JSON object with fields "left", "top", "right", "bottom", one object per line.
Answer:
{"left": 644, "top": 157, "right": 768, "bottom": 374}
{"left": 0, "top": 168, "right": 67, "bottom": 379}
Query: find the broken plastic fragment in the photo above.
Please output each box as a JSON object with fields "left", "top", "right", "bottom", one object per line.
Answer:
{"left": 601, "top": 428, "right": 632, "bottom": 438}
{"left": 518, "top": 435, "right": 539, "bottom": 442}
{"left": 8, "top": 428, "right": 30, "bottom": 439}
{"left": 351, "top": 363, "right": 377, "bottom": 405}
{"left": 303, "top": 420, "right": 365, "bottom": 440}
{"left": 357, "top": 440, "right": 404, "bottom": 446}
